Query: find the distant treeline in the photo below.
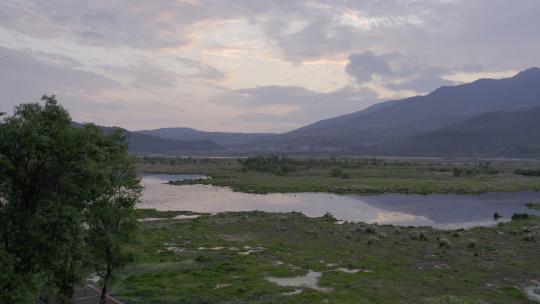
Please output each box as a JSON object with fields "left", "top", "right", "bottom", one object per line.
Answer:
{"left": 240, "top": 155, "right": 302, "bottom": 175}
{"left": 239, "top": 155, "right": 420, "bottom": 173}
{"left": 239, "top": 156, "right": 503, "bottom": 177}
{"left": 442, "top": 162, "right": 500, "bottom": 177}
{"left": 139, "top": 155, "right": 526, "bottom": 179}
{"left": 514, "top": 169, "right": 540, "bottom": 176}
{"left": 138, "top": 156, "right": 221, "bottom": 165}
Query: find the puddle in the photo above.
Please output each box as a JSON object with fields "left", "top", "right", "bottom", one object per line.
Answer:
{"left": 282, "top": 289, "right": 303, "bottom": 296}
{"left": 238, "top": 246, "right": 265, "bottom": 255}
{"left": 326, "top": 263, "right": 337, "bottom": 267}
{"left": 197, "top": 246, "right": 225, "bottom": 250}
{"left": 336, "top": 267, "right": 358, "bottom": 273}
{"left": 335, "top": 268, "right": 371, "bottom": 273}
{"left": 138, "top": 214, "right": 201, "bottom": 222}
{"left": 138, "top": 217, "right": 165, "bottom": 222}
{"left": 214, "top": 283, "right": 231, "bottom": 289}
{"left": 265, "top": 270, "right": 333, "bottom": 292}
{"left": 173, "top": 214, "right": 202, "bottom": 219}
{"left": 525, "top": 281, "right": 540, "bottom": 302}
{"left": 165, "top": 247, "right": 185, "bottom": 253}
{"left": 238, "top": 249, "right": 264, "bottom": 255}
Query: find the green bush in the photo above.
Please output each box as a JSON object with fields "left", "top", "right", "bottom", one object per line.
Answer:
{"left": 331, "top": 168, "right": 343, "bottom": 177}
{"left": 514, "top": 169, "right": 540, "bottom": 176}
{"left": 511, "top": 213, "right": 529, "bottom": 220}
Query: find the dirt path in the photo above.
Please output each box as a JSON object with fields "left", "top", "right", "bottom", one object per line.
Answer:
{"left": 35, "top": 285, "right": 123, "bottom": 304}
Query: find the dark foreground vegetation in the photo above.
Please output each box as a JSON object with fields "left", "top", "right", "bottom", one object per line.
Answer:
{"left": 0, "top": 96, "right": 141, "bottom": 304}
{"left": 103, "top": 210, "right": 540, "bottom": 303}
{"left": 138, "top": 156, "right": 540, "bottom": 194}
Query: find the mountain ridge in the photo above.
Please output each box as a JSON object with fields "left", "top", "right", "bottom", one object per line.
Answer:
{"left": 240, "top": 67, "right": 540, "bottom": 154}
{"left": 73, "top": 123, "right": 224, "bottom": 154}
{"left": 392, "top": 106, "right": 540, "bottom": 157}
{"left": 79, "top": 67, "right": 540, "bottom": 157}
{"left": 137, "top": 127, "right": 274, "bottom": 146}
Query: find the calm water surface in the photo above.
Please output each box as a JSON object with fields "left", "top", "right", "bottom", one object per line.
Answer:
{"left": 138, "top": 174, "right": 540, "bottom": 229}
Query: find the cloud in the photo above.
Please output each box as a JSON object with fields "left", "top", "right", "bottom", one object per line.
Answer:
{"left": 1, "top": 0, "right": 539, "bottom": 69}
{"left": 219, "top": 85, "right": 379, "bottom": 130}
{"left": 175, "top": 58, "right": 229, "bottom": 81}
{"left": 0, "top": 46, "right": 118, "bottom": 109}
{"left": 387, "top": 66, "right": 453, "bottom": 92}
{"left": 0, "top": 0, "right": 539, "bottom": 132}
{"left": 345, "top": 51, "right": 454, "bottom": 93}
{"left": 345, "top": 51, "right": 393, "bottom": 82}
{"left": 96, "top": 57, "right": 228, "bottom": 90}
{"left": 0, "top": 1, "right": 195, "bottom": 49}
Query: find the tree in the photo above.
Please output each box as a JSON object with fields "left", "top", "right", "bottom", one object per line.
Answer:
{"left": 0, "top": 95, "right": 90, "bottom": 303}
{"left": 0, "top": 96, "right": 141, "bottom": 303}
{"left": 85, "top": 128, "right": 141, "bottom": 304}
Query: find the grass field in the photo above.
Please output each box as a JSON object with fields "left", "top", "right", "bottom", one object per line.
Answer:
{"left": 137, "top": 157, "right": 540, "bottom": 194}
{"left": 109, "top": 210, "right": 540, "bottom": 303}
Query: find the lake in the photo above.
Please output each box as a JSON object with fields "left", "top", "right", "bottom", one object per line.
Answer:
{"left": 138, "top": 174, "right": 540, "bottom": 229}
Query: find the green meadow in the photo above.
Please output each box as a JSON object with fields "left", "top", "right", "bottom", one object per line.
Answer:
{"left": 109, "top": 210, "right": 540, "bottom": 304}
{"left": 138, "top": 157, "right": 540, "bottom": 194}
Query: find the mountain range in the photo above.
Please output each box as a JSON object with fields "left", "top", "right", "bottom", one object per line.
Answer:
{"left": 111, "top": 67, "right": 540, "bottom": 157}
{"left": 138, "top": 128, "right": 274, "bottom": 146}
{"left": 73, "top": 123, "right": 223, "bottom": 154}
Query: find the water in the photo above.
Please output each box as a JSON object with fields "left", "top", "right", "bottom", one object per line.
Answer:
{"left": 265, "top": 270, "right": 332, "bottom": 293}
{"left": 140, "top": 173, "right": 208, "bottom": 185}
{"left": 138, "top": 174, "right": 540, "bottom": 229}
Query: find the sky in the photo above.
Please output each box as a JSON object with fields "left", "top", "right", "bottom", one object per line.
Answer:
{"left": 0, "top": 0, "right": 538, "bottom": 133}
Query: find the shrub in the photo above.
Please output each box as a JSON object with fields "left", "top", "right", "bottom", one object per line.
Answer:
{"left": 511, "top": 213, "right": 529, "bottom": 220}
{"left": 409, "top": 230, "right": 428, "bottom": 241}
{"left": 439, "top": 238, "right": 452, "bottom": 248}
{"left": 340, "top": 172, "right": 351, "bottom": 179}
{"left": 367, "top": 236, "right": 380, "bottom": 245}
{"left": 526, "top": 203, "right": 540, "bottom": 210}
{"left": 514, "top": 169, "right": 540, "bottom": 177}
{"left": 331, "top": 168, "right": 343, "bottom": 177}
{"left": 522, "top": 233, "right": 535, "bottom": 242}
{"left": 466, "top": 239, "right": 478, "bottom": 248}
{"left": 240, "top": 155, "right": 300, "bottom": 175}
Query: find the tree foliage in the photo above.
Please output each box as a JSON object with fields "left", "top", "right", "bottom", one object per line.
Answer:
{"left": 0, "top": 96, "right": 141, "bottom": 303}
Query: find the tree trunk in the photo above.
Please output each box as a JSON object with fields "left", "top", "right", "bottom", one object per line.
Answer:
{"left": 99, "top": 283, "right": 107, "bottom": 304}
{"left": 100, "top": 268, "right": 111, "bottom": 304}
{"left": 99, "top": 276, "right": 108, "bottom": 304}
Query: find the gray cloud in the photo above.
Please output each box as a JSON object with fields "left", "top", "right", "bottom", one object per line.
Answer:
{"left": 345, "top": 52, "right": 393, "bottom": 82}
{"left": 1, "top": 0, "right": 538, "bottom": 68}
{"left": 222, "top": 85, "right": 379, "bottom": 127}
{"left": 387, "top": 67, "right": 453, "bottom": 93}
{"left": 345, "top": 51, "right": 454, "bottom": 93}
{"left": 96, "top": 57, "right": 228, "bottom": 90}
{"left": 175, "top": 58, "right": 229, "bottom": 81}
{"left": 0, "top": 1, "right": 193, "bottom": 49}
{"left": 0, "top": 0, "right": 539, "bottom": 132}
{"left": 0, "top": 46, "right": 133, "bottom": 128}
{"left": 0, "top": 46, "right": 118, "bottom": 108}
{"left": 461, "top": 64, "right": 484, "bottom": 72}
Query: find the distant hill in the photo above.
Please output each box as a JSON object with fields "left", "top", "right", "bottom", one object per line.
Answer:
{"left": 73, "top": 123, "right": 224, "bottom": 154}
{"left": 138, "top": 127, "right": 274, "bottom": 146}
{"left": 125, "top": 132, "right": 223, "bottom": 154}
{"left": 392, "top": 107, "right": 540, "bottom": 157}
{"left": 243, "top": 67, "right": 540, "bottom": 155}
{"left": 77, "top": 67, "right": 540, "bottom": 157}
